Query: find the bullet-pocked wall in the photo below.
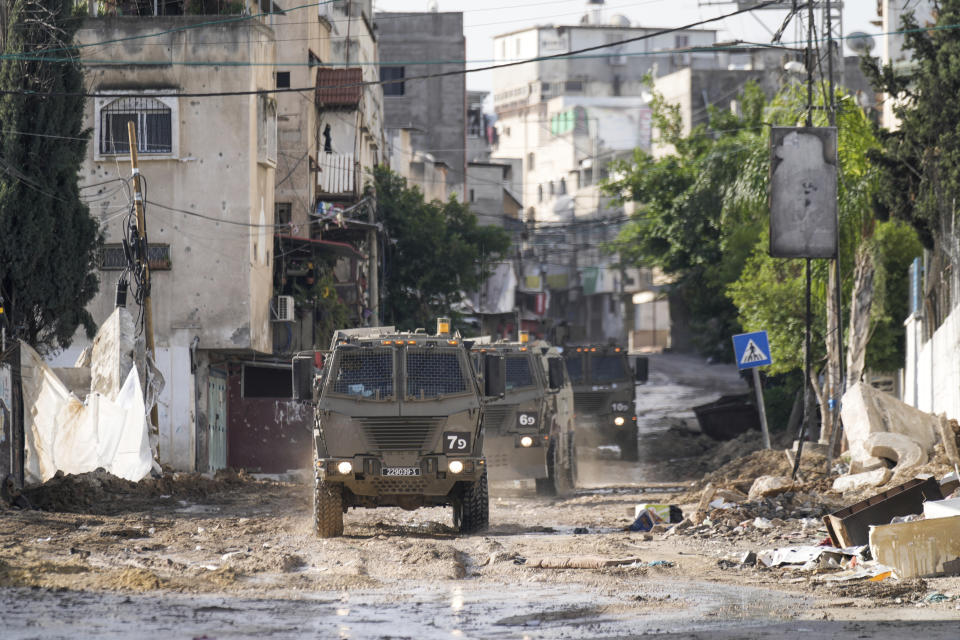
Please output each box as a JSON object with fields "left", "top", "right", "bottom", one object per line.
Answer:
{"left": 74, "top": 17, "right": 278, "bottom": 470}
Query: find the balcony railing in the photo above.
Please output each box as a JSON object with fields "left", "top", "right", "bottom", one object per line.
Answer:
{"left": 316, "top": 152, "right": 358, "bottom": 198}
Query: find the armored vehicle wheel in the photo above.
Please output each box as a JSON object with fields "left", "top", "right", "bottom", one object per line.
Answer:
{"left": 314, "top": 477, "right": 344, "bottom": 538}
{"left": 566, "top": 432, "right": 578, "bottom": 489}
{"left": 619, "top": 424, "right": 639, "bottom": 461}
{"left": 455, "top": 471, "right": 489, "bottom": 533}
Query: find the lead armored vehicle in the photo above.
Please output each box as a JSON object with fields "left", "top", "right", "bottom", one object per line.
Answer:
{"left": 471, "top": 334, "right": 575, "bottom": 495}
{"left": 293, "top": 322, "right": 504, "bottom": 537}
{"left": 563, "top": 345, "right": 646, "bottom": 460}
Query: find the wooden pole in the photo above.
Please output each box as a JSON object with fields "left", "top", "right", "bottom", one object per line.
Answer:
{"left": 127, "top": 122, "right": 159, "bottom": 439}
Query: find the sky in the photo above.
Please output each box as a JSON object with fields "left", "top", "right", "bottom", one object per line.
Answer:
{"left": 371, "top": 0, "right": 880, "bottom": 93}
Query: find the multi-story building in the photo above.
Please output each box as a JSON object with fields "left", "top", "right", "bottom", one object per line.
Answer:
{"left": 490, "top": 5, "right": 717, "bottom": 345}
{"left": 376, "top": 10, "right": 466, "bottom": 199}
{"left": 57, "top": 1, "right": 385, "bottom": 475}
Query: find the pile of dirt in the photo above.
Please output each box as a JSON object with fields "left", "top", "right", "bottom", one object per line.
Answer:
{"left": 690, "top": 448, "right": 829, "bottom": 493}
{"left": 22, "top": 468, "right": 262, "bottom": 514}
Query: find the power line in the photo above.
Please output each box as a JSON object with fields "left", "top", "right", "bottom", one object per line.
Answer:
{"left": 0, "top": 1, "right": 780, "bottom": 98}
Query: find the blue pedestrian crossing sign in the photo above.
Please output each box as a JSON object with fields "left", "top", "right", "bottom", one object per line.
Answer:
{"left": 732, "top": 331, "right": 772, "bottom": 370}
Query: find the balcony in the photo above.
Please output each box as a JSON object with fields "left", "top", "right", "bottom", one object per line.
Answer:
{"left": 315, "top": 153, "right": 358, "bottom": 199}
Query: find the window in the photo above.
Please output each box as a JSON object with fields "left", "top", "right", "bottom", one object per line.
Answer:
{"left": 469, "top": 189, "right": 475, "bottom": 203}
{"left": 257, "top": 95, "right": 277, "bottom": 166}
{"left": 330, "top": 349, "right": 395, "bottom": 400}
{"left": 406, "top": 349, "right": 468, "bottom": 399}
{"left": 548, "top": 181, "right": 554, "bottom": 197}
{"left": 527, "top": 152, "right": 535, "bottom": 171}
{"left": 243, "top": 364, "right": 292, "bottom": 398}
{"left": 537, "top": 185, "right": 543, "bottom": 203}
{"left": 505, "top": 355, "right": 534, "bottom": 390}
{"left": 276, "top": 202, "right": 292, "bottom": 225}
{"left": 99, "top": 243, "right": 171, "bottom": 271}
{"left": 564, "top": 354, "right": 584, "bottom": 383}
{"left": 560, "top": 178, "right": 567, "bottom": 195}
{"left": 99, "top": 96, "right": 173, "bottom": 155}
{"left": 276, "top": 71, "right": 291, "bottom": 89}
{"left": 675, "top": 34, "right": 689, "bottom": 49}
{"left": 381, "top": 66, "right": 405, "bottom": 96}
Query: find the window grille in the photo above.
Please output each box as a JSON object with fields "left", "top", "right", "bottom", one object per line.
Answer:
{"left": 590, "top": 355, "right": 627, "bottom": 383}
{"left": 565, "top": 354, "right": 584, "bottom": 383}
{"left": 505, "top": 355, "right": 534, "bottom": 390}
{"left": 381, "top": 66, "right": 405, "bottom": 96}
{"left": 100, "top": 97, "right": 172, "bottom": 155}
{"left": 405, "top": 349, "right": 467, "bottom": 399}
{"left": 99, "top": 243, "right": 171, "bottom": 271}
{"left": 330, "top": 348, "right": 394, "bottom": 399}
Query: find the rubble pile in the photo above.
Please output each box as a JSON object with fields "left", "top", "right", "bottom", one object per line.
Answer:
{"left": 19, "top": 468, "right": 257, "bottom": 514}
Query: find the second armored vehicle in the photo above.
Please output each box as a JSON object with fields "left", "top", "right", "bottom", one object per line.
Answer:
{"left": 471, "top": 336, "right": 576, "bottom": 495}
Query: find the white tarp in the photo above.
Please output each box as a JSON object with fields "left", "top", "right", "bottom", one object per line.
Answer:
{"left": 20, "top": 341, "right": 152, "bottom": 484}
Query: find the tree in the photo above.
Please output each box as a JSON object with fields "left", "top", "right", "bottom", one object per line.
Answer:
{"left": 0, "top": 0, "right": 99, "bottom": 353}
{"left": 603, "top": 81, "right": 768, "bottom": 359}
{"left": 862, "top": 1, "right": 960, "bottom": 251}
{"left": 371, "top": 166, "right": 512, "bottom": 330}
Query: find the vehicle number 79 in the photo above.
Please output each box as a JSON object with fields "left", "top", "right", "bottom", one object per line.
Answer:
{"left": 443, "top": 431, "right": 471, "bottom": 454}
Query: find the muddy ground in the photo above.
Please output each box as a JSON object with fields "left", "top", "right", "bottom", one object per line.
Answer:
{"left": 2, "top": 353, "right": 960, "bottom": 639}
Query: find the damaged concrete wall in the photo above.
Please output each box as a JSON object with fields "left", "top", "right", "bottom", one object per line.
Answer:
{"left": 903, "top": 310, "right": 960, "bottom": 421}
{"left": 841, "top": 382, "right": 940, "bottom": 467}
{"left": 90, "top": 308, "right": 137, "bottom": 399}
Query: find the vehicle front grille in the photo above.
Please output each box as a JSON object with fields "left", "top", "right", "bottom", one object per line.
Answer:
{"left": 370, "top": 477, "right": 429, "bottom": 494}
{"left": 355, "top": 417, "right": 443, "bottom": 451}
{"left": 482, "top": 404, "right": 516, "bottom": 433}
{"left": 574, "top": 392, "right": 608, "bottom": 414}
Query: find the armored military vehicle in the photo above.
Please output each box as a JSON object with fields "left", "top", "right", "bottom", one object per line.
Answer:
{"left": 563, "top": 345, "right": 646, "bottom": 460}
{"left": 293, "top": 321, "right": 505, "bottom": 538}
{"left": 471, "top": 334, "right": 575, "bottom": 495}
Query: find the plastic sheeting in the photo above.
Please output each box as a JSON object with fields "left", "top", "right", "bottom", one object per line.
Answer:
{"left": 20, "top": 342, "right": 152, "bottom": 484}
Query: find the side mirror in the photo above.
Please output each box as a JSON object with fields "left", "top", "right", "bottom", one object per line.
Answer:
{"left": 547, "top": 358, "right": 565, "bottom": 391}
{"left": 634, "top": 356, "right": 649, "bottom": 384}
{"left": 483, "top": 354, "right": 506, "bottom": 397}
{"left": 292, "top": 353, "right": 316, "bottom": 401}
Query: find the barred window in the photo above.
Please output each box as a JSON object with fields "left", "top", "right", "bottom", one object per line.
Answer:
{"left": 505, "top": 355, "right": 534, "bottom": 390}
{"left": 405, "top": 349, "right": 468, "bottom": 400}
{"left": 100, "top": 97, "right": 172, "bottom": 155}
{"left": 330, "top": 349, "right": 394, "bottom": 400}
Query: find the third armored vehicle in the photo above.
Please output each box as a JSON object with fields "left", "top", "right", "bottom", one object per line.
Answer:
{"left": 471, "top": 335, "right": 575, "bottom": 495}
{"left": 563, "top": 345, "right": 645, "bottom": 460}
{"left": 293, "top": 322, "right": 504, "bottom": 537}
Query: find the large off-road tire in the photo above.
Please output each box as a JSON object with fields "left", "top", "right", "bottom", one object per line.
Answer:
{"left": 536, "top": 440, "right": 557, "bottom": 497}
{"left": 619, "top": 423, "right": 639, "bottom": 461}
{"left": 456, "top": 471, "right": 489, "bottom": 534}
{"left": 566, "top": 431, "right": 578, "bottom": 490}
{"left": 314, "top": 477, "right": 344, "bottom": 538}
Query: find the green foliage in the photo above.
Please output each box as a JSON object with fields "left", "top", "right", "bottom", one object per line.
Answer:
{"left": 0, "top": 0, "right": 100, "bottom": 353}
{"left": 865, "top": 220, "right": 923, "bottom": 372}
{"left": 861, "top": 0, "right": 960, "bottom": 248}
{"left": 370, "top": 166, "right": 512, "bottom": 331}
{"left": 291, "top": 270, "right": 349, "bottom": 349}
{"left": 602, "top": 81, "right": 767, "bottom": 359}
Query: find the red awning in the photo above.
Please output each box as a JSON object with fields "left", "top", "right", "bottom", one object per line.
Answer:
{"left": 316, "top": 68, "right": 363, "bottom": 108}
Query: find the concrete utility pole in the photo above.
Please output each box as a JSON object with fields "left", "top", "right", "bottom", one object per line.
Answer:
{"left": 127, "top": 122, "right": 159, "bottom": 436}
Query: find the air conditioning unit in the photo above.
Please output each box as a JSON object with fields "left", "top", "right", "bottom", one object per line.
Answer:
{"left": 275, "top": 295, "right": 295, "bottom": 322}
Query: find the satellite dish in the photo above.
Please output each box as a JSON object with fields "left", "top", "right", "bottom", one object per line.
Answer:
{"left": 427, "top": 0, "right": 439, "bottom": 12}
{"left": 609, "top": 14, "right": 630, "bottom": 27}
{"left": 847, "top": 31, "right": 875, "bottom": 55}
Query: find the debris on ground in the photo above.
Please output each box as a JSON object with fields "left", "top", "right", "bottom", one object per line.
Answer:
{"left": 824, "top": 477, "right": 943, "bottom": 548}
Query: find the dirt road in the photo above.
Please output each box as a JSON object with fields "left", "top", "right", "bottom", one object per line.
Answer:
{"left": 2, "top": 353, "right": 959, "bottom": 639}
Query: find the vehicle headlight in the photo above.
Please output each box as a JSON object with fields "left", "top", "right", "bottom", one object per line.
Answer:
{"left": 448, "top": 460, "right": 464, "bottom": 474}
{"left": 520, "top": 436, "right": 534, "bottom": 448}
{"left": 614, "top": 416, "right": 625, "bottom": 426}
{"left": 337, "top": 461, "right": 353, "bottom": 475}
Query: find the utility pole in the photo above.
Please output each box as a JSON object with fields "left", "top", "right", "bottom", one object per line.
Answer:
{"left": 127, "top": 122, "right": 159, "bottom": 438}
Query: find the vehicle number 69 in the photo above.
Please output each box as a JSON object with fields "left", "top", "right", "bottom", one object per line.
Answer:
{"left": 517, "top": 413, "right": 537, "bottom": 427}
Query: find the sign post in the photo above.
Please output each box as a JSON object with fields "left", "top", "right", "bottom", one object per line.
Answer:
{"left": 732, "top": 331, "right": 772, "bottom": 450}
